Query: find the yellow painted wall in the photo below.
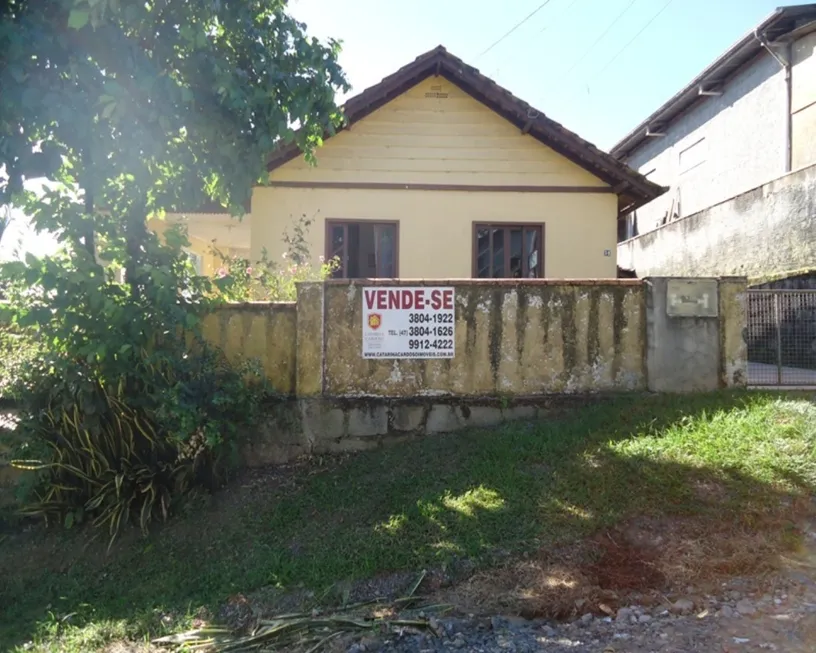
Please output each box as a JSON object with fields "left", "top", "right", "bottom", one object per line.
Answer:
{"left": 148, "top": 220, "right": 251, "bottom": 277}
{"left": 148, "top": 219, "right": 220, "bottom": 275}
{"left": 253, "top": 76, "right": 617, "bottom": 278}
{"left": 273, "top": 78, "right": 607, "bottom": 187}
{"left": 321, "top": 281, "right": 646, "bottom": 397}
{"left": 253, "top": 188, "right": 617, "bottom": 278}
{"left": 201, "top": 304, "right": 297, "bottom": 394}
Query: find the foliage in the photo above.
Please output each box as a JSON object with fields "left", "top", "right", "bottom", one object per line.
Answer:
{"left": 0, "top": 205, "right": 10, "bottom": 246}
{"left": 212, "top": 216, "right": 339, "bottom": 302}
{"left": 0, "top": 321, "right": 41, "bottom": 398}
{"left": 0, "top": 0, "right": 348, "bottom": 538}
{"left": 2, "top": 224, "right": 270, "bottom": 539}
{"left": 12, "top": 352, "right": 267, "bottom": 540}
{"left": 1, "top": 0, "right": 348, "bottom": 214}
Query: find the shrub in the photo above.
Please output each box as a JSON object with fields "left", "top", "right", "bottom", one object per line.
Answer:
{"left": 212, "top": 216, "right": 339, "bottom": 302}
{"left": 12, "top": 347, "right": 267, "bottom": 539}
{"left": 2, "top": 224, "right": 270, "bottom": 544}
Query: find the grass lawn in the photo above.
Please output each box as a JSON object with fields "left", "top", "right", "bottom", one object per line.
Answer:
{"left": 2, "top": 391, "right": 816, "bottom": 651}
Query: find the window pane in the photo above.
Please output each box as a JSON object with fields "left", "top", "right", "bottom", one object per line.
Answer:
{"left": 491, "top": 228, "right": 504, "bottom": 278}
{"left": 330, "top": 225, "right": 346, "bottom": 278}
{"left": 525, "top": 228, "right": 540, "bottom": 278}
{"left": 376, "top": 224, "right": 396, "bottom": 277}
{"left": 509, "top": 228, "right": 523, "bottom": 278}
{"left": 347, "top": 223, "right": 360, "bottom": 279}
{"left": 329, "top": 222, "right": 399, "bottom": 279}
{"left": 476, "top": 228, "right": 491, "bottom": 278}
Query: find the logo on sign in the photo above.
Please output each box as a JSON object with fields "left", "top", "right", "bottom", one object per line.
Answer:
{"left": 367, "top": 313, "right": 382, "bottom": 330}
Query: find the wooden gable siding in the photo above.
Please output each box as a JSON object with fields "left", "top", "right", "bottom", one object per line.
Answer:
{"left": 270, "top": 78, "right": 609, "bottom": 188}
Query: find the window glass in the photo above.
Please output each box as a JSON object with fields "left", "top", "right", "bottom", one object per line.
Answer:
{"left": 326, "top": 221, "right": 398, "bottom": 279}
{"left": 474, "top": 224, "right": 543, "bottom": 279}
{"left": 491, "top": 228, "right": 504, "bottom": 278}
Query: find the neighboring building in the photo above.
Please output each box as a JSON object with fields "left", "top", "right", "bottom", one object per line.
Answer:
{"left": 614, "top": 4, "right": 816, "bottom": 280}
{"left": 161, "top": 46, "right": 663, "bottom": 279}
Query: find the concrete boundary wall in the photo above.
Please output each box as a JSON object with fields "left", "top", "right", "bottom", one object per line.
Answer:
{"left": 1, "top": 277, "right": 749, "bottom": 481}
{"left": 197, "top": 277, "right": 748, "bottom": 465}
{"left": 318, "top": 279, "right": 648, "bottom": 397}
{"left": 618, "top": 163, "right": 816, "bottom": 279}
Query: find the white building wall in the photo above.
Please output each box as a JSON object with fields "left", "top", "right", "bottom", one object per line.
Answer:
{"left": 792, "top": 30, "right": 816, "bottom": 170}
{"left": 623, "top": 52, "right": 788, "bottom": 234}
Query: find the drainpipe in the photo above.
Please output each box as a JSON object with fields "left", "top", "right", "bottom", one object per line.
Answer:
{"left": 755, "top": 29, "right": 792, "bottom": 173}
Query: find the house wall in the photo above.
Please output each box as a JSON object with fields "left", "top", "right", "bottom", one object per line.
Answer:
{"left": 253, "top": 187, "right": 618, "bottom": 278}
{"left": 253, "top": 76, "right": 618, "bottom": 278}
{"left": 618, "top": 163, "right": 816, "bottom": 279}
{"left": 792, "top": 30, "right": 816, "bottom": 170}
{"left": 149, "top": 219, "right": 221, "bottom": 276}
{"left": 622, "top": 51, "right": 788, "bottom": 232}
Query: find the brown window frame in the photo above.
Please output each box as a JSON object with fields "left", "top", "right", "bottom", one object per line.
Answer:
{"left": 471, "top": 222, "right": 545, "bottom": 278}
{"left": 325, "top": 219, "right": 400, "bottom": 279}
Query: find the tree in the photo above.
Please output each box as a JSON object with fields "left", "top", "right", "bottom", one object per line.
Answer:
{"left": 1, "top": 0, "right": 347, "bottom": 261}
{"left": 0, "top": 0, "right": 349, "bottom": 537}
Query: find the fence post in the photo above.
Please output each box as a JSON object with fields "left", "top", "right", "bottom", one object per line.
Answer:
{"left": 775, "top": 292, "right": 783, "bottom": 385}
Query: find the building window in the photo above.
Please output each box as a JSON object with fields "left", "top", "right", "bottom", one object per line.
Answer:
{"left": 679, "top": 137, "right": 706, "bottom": 174}
{"left": 473, "top": 224, "right": 543, "bottom": 278}
{"left": 184, "top": 248, "right": 204, "bottom": 275}
{"left": 326, "top": 220, "right": 398, "bottom": 278}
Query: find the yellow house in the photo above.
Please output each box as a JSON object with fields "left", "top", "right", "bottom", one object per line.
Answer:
{"left": 171, "top": 46, "right": 665, "bottom": 279}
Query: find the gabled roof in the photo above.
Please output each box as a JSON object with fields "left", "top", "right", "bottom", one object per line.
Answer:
{"left": 266, "top": 46, "right": 666, "bottom": 215}
{"left": 612, "top": 4, "right": 816, "bottom": 160}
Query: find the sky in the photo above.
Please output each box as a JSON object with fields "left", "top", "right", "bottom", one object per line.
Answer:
{"left": 0, "top": 0, "right": 805, "bottom": 259}
{"left": 289, "top": 0, "right": 800, "bottom": 149}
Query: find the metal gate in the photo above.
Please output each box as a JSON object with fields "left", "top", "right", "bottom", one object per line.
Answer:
{"left": 747, "top": 290, "right": 816, "bottom": 386}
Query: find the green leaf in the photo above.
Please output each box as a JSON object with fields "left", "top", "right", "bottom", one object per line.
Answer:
{"left": 101, "top": 100, "right": 117, "bottom": 120}
{"left": 65, "top": 512, "right": 75, "bottom": 529}
{"left": 67, "top": 9, "right": 90, "bottom": 29}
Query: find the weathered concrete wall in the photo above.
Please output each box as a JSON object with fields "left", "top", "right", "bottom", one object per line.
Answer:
{"left": 644, "top": 278, "right": 748, "bottom": 393}
{"left": 317, "top": 280, "right": 647, "bottom": 397}
{"left": 243, "top": 395, "right": 615, "bottom": 465}
{"left": 719, "top": 278, "right": 749, "bottom": 388}
{"left": 201, "top": 303, "right": 297, "bottom": 394}
{"left": 1, "top": 277, "right": 750, "bottom": 480}
{"left": 618, "top": 163, "right": 816, "bottom": 279}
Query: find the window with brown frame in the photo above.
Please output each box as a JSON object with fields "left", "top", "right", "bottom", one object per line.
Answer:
{"left": 473, "top": 224, "right": 543, "bottom": 278}
{"left": 326, "top": 220, "right": 398, "bottom": 279}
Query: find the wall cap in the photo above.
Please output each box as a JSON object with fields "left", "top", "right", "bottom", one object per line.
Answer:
{"left": 318, "top": 278, "right": 644, "bottom": 287}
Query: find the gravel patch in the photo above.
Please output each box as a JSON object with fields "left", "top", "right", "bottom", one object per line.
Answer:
{"left": 337, "top": 571, "right": 816, "bottom": 652}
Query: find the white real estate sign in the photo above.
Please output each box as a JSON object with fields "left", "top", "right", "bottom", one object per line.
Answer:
{"left": 361, "top": 287, "right": 455, "bottom": 359}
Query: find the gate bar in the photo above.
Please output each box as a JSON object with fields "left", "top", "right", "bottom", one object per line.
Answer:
{"left": 774, "top": 292, "right": 782, "bottom": 385}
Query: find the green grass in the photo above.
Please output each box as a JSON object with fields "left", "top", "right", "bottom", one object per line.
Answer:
{"left": 2, "top": 391, "right": 816, "bottom": 651}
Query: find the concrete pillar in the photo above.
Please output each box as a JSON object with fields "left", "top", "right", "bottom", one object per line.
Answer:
{"left": 718, "top": 277, "right": 748, "bottom": 387}
{"left": 295, "top": 282, "right": 324, "bottom": 396}
{"left": 645, "top": 277, "right": 721, "bottom": 392}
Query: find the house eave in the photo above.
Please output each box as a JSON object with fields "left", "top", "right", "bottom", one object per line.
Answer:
{"left": 266, "top": 46, "right": 665, "bottom": 207}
